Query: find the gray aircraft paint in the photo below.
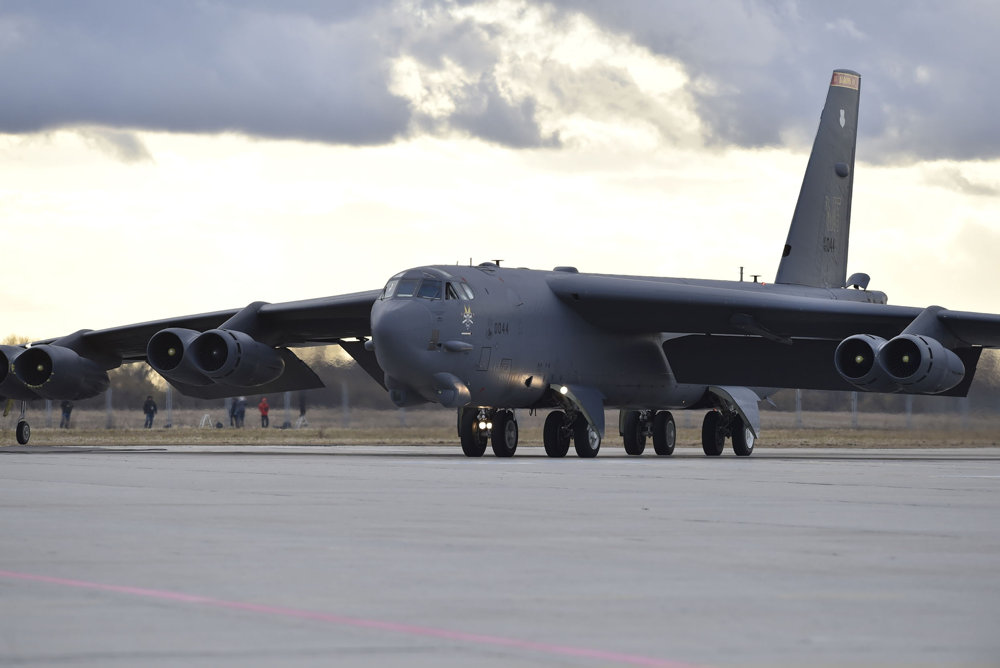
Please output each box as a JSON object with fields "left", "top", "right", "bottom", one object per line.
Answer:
{"left": 776, "top": 70, "right": 860, "bottom": 289}
{"left": 5, "top": 69, "right": 1000, "bottom": 455}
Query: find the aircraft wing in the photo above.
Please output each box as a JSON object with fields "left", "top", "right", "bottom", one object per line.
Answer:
{"left": 44, "top": 289, "right": 381, "bottom": 362}
{"left": 9, "top": 290, "right": 382, "bottom": 401}
{"left": 546, "top": 274, "right": 1000, "bottom": 346}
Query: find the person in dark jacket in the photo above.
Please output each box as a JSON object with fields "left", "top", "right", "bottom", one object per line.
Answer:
{"left": 60, "top": 400, "right": 73, "bottom": 428}
{"left": 143, "top": 395, "right": 157, "bottom": 428}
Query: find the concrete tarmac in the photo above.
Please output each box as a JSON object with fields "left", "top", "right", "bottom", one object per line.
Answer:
{"left": 1, "top": 445, "right": 999, "bottom": 667}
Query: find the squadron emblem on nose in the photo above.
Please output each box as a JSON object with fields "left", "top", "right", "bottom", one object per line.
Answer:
{"left": 462, "top": 306, "right": 474, "bottom": 331}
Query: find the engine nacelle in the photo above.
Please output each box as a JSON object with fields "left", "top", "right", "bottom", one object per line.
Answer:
{"left": 12, "top": 344, "right": 110, "bottom": 400}
{"left": 833, "top": 334, "right": 898, "bottom": 392}
{"left": 189, "top": 329, "right": 285, "bottom": 387}
{"left": 878, "top": 334, "right": 965, "bottom": 394}
{"left": 147, "top": 328, "right": 213, "bottom": 386}
{"left": 0, "top": 345, "right": 40, "bottom": 400}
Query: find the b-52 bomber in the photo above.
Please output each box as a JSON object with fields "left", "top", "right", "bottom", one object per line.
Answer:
{"left": 4, "top": 69, "right": 1000, "bottom": 455}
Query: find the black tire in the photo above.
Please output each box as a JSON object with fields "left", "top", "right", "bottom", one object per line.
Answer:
{"left": 622, "top": 410, "right": 645, "bottom": 456}
{"left": 16, "top": 420, "right": 30, "bottom": 445}
{"left": 701, "top": 411, "right": 725, "bottom": 457}
{"left": 732, "top": 419, "right": 755, "bottom": 456}
{"left": 652, "top": 411, "right": 676, "bottom": 456}
{"left": 491, "top": 410, "right": 518, "bottom": 457}
{"left": 459, "top": 408, "right": 488, "bottom": 457}
{"left": 543, "top": 411, "right": 571, "bottom": 458}
{"left": 574, "top": 417, "right": 601, "bottom": 458}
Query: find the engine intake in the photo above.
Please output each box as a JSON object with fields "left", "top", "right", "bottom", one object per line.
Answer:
{"left": 188, "top": 329, "right": 285, "bottom": 387}
{"left": 834, "top": 333, "right": 965, "bottom": 395}
{"left": 147, "top": 328, "right": 213, "bottom": 386}
{"left": 878, "top": 334, "right": 965, "bottom": 394}
{"left": 12, "top": 345, "right": 110, "bottom": 400}
{"left": 833, "top": 334, "right": 897, "bottom": 392}
{"left": 0, "top": 345, "right": 39, "bottom": 400}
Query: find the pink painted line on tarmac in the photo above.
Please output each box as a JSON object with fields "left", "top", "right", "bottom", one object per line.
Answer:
{"left": 0, "top": 569, "right": 699, "bottom": 668}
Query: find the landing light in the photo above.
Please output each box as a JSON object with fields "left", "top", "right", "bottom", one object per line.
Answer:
{"left": 478, "top": 420, "right": 487, "bottom": 430}
{"left": 559, "top": 386, "right": 569, "bottom": 395}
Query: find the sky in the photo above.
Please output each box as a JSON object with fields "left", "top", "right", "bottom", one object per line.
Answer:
{"left": 2, "top": 0, "right": 999, "bottom": 338}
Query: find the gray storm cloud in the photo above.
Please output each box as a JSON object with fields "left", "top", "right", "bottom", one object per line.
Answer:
{"left": 1, "top": 0, "right": 997, "bottom": 160}
{"left": 554, "top": 0, "right": 1000, "bottom": 161}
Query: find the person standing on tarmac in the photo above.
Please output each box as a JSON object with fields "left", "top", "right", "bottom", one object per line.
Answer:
{"left": 60, "top": 400, "right": 73, "bottom": 428}
{"left": 143, "top": 395, "right": 157, "bottom": 428}
{"left": 235, "top": 396, "right": 247, "bottom": 428}
{"left": 258, "top": 397, "right": 270, "bottom": 428}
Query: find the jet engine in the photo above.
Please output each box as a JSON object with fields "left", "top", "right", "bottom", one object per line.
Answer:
{"left": 188, "top": 329, "right": 285, "bottom": 387}
{"left": 146, "top": 328, "right": 213, "bottom": 386}
{"left": 0, "top": 345, "right": 39, "bottom": 400}
{"left": 833, "top": 334, "right": 896, "bottom": 392}
{"left": 878, "top": 334, "right": 965, "bottom": 394}
{"left": 834, "top": 333, "right": 965, "bottom": 395}
{"left": 11, "top": 344, "right": 110, "bottom": 400}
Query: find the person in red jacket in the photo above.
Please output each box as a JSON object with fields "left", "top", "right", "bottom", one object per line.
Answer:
{"left": 258, "top": 397, "right": 270, "bottom": 428}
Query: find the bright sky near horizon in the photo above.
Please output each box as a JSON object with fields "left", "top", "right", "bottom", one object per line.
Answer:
{"left": 2, "top": 1, "right": 999, "bottom": 338}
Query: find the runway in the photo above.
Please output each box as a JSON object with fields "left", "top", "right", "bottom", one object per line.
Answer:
{"left": 1, "top": 445, "right": 998, "bottom": 667}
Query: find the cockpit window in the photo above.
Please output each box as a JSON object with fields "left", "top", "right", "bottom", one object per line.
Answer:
{"left": 395, "top": 278, "right": 419, "bottom": 298}
{"left": 417, "top": 280, "right": 442, "bottom": 300}
{"left": 380, "top": 279, "right": 398, "bottom": 300}
{"left": 381, "top": 270, "right": 467, "bottom": 301}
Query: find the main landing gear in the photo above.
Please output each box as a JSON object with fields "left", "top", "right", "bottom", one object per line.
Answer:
{"left": 620, "top": 408, "right": 754, "bottom": 456}
{"left": 621, "top": 410, "right": 676, "bottom": 456}
{"left": 701, "top": 410, "right": 754, "bottom": 456}
{"left": 458, "top": 406, "right": 601, "bottom": 458}
{"left": 541, "top": 410, "right": 600, "bottom": 458}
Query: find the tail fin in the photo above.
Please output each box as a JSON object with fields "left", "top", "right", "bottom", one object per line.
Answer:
{"left": 774, "top": 69, "right": 861, "bottom": 288}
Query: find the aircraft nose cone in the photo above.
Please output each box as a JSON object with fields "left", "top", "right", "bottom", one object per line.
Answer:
{"left": 371, "top": 299, "right": 433, "bottom": 385}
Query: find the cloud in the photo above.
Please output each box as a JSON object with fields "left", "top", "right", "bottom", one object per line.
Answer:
{"left": 0, "top": 0, "right": 997, "bottom": 159}
{"left": 552, "top": 0, "right": 1000, "bottom": 161}
{"left": 75, "top": 128, "right": 153, "bottom": 163}
{"left": 926, "top": 166, "right": 1000, "bottom": 198}
{"left": 0, "top": 1, "right": 411, "bottom": 144}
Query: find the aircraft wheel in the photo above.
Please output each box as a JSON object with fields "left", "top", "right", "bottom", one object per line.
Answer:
{"left": 732, "top": 419, "right": 755, "bottom": 456}
{"left": 459, "top": 408, "right": 488, "bottom": 457}
{"left": 701, "top": 411, "right": 725, "bottom": 457}
{"left": 573, "top": 417, "right": 601, "bottom": 458}
{"left": 491, "top": 410, "right": 518, "bottom": 457}
{"left": 16, "top": 420, "right": 30, "bottom": 445}
{"left": 652, "top": 411, "right": 676, "bottom": 456}
{"left": 622, "top": 410, "right": 645, "bottom": 455}
{"left": 543, "top": 411, "right": 571, "bottom": 458}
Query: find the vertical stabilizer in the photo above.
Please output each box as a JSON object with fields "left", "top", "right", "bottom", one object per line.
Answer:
{"left": 775, "top": 69, "right": 860, "bottom": 288}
